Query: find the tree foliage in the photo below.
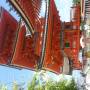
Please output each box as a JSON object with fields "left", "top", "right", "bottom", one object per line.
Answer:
{"left": 73, "top": 0, "right": 80, "bottom": 5}
{"left": 0, "top": 74, "right": 77, "bottom": 90}
{"left": 27, "top": 73, "right": 77, "bottom": 90}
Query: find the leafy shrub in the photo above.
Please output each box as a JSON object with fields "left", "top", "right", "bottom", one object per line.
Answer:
{"left": 0, "top": 84, "right": 7, "bottom": 90}
{"left": 0, "top": 73, "right": 77, "bottom": 90}
{"left": 73, "top": 0, "right": 80, "bottom": 5}
{"left": 27, "top": 73, "right": 77, "bottom": 90}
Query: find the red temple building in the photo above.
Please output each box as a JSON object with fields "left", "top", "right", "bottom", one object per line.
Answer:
{"left": 0, "top": 0, "right": 82, "bottom": 74}
{"left": 0, "top": 7, "right": 18, "bottom": 65}
{"left": 63, "top": 4, "right": 82, "bottom": 70}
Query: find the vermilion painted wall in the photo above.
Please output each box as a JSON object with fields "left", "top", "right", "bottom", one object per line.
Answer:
{"left": 0, "top": 7, "right": 18, "bottom": 65}
{"left": 64, "top": 4, "right": 82, "bottom": 69}
{"left": 43, "top": 0, "right": 63, "bottom": 74}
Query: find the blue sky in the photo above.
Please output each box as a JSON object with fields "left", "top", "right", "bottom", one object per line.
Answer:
{"left": 55, "top": 0, "right": 73, "bottom": 21}
{"left": 0, "top": 0, "right": 20, "bottom": 21}
{"left": 0, "top": 66, "right": 35, "bottom": 89}
{"left": 0, "top": 0, "right": 73, "bottom": 89}
{"left": 0, "top": 0, "right": 73, "bottom": 21}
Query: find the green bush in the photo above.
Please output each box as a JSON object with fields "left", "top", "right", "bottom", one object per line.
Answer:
{"left": 27, "top": 73, "right": 77, "bottom": 90}
{"left": 0, "top": 84, "right": 7, "bottom": 90}
{"left": 0, "top": 73, "right": 77, "bottom": 90}
{"left": 73, "top": 0, "right": 80, "bottom": 5}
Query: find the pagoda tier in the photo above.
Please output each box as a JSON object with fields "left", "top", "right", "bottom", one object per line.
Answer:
{"left": 0, "top": 7, "right": 18, "bottom": 65}
{"left": 41, "top": 0, "right": 63, "bottom": 74}
{"left": 11, "top": 25, "right": 39, "bottom": 70}
{"left": 0, "top": 0, "right": 82, "bottom": 74}
{"left": 0, "top": 7, "right": 40, "bottom": 70}
{"left": 8, "top": 0, "right": 42, "bottom": 34}
{"left": 63, "top": 4, "right": 82, "bottom": 70}
{"left": 0, "top": 0, "right": 64, "bottom": 74}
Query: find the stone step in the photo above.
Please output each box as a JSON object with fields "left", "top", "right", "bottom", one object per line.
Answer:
{"left": 86, "top": 10, "right": 90, "bottom": 12}
{"left": 85, "top": 5, "right": 90, "bottom": 7}
{"left": 85, "top": 10, "right": 90, "bottom": 12}
{"left": 85, "top": 1, "right": 90, "bottom": 5}
{"left": 85, "top": 8, "right": 90, "bottom": 10}
{"left": 85, "top": 13, "right": 90, "bottom": 15}
{"left": 85, "top": 0, "right": 90, "bottom": 2}
{"left": 85, "top": 3, "right": 90, "bottom": 5}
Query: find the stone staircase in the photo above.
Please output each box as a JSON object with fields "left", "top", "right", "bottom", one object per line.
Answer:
{"left": 85, "top": 0, "right": 90, "bottom": 19}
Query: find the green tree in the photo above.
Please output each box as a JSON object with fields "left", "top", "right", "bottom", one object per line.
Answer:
{"left": 27, "top": 72, "right": 78, "bottom": 90}
{"left": 73, "top": 0, "right": 80, "bottom": 5}
{"left": 12, "top": 82, "right": 19, "bottom": 90}
{"left": 0, "top": 84, "right": 8, "bottom": 90}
